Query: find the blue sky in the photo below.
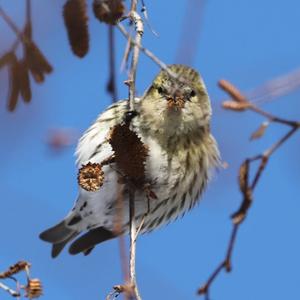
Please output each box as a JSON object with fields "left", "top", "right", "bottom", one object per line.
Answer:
{"left": 1, "top": 1, "right": 300, "bottom": 299}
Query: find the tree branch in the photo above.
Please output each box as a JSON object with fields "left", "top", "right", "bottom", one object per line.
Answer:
{"left": 107, "top": 25, "right": 118, "bottom": 102}
{"left": 198, "top": 80, "right": 300, "bottom": 299}
{"left": 0, "top": 282, "right": 20, "bottom": 298}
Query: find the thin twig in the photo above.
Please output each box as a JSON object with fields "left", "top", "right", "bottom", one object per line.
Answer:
{"left": 124, "top": 2, "right": 143, "bottom": 299}
{"left": 140, "top": 0, "right": 158, "bottom": 37}
{"left": 129, "top": 189, "right": 141, "bottom": 300}
{"left": 126, "top": 8, "right": 143, "bottom": 111}
{"left": 0, "top": 281, "right": 20, "bottom": 297}
{"left": 109, "top": 183, "right": 130, "bottom": 300}
{"left": 198, "top": 81, "right": 300, "bottom": 299}
{"left": 120, "top": 29, "right": 133, "bottom": 72}
{"left": 118, "top": 23, "right": 198, "bottom": 90}
{"left": 117, "top": 23, "right": 168, "bottom": 72}
{"left": 0, "top": 6, "right": 21, "bottom": 36}
{"left": 0, "top": 6, "right": 32, "bottom": 47}
{"left": 107, "top": 25, "right": 118, "bottom": 102}
{"left": 249, "top": 104, "right": 300, "bottom": 127}
{"left": 26, "top": 0, "right": 31, "bottom": 19}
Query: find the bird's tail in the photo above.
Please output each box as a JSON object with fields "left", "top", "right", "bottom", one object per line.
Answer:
{"left": 40, "top": 215, "right": 116, "bottom": 257}
{"left": 39, "top": 219, "right": 78, "bottom": 258}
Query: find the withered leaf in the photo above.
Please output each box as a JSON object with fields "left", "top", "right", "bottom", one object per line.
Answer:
{"left": 0, "top": 52, "right": 15, "bottom": 69}
{"left": 108, "top": 122, "right": 148, "bottom": 186}
{"left": 7, "top": 54, "right": 20, "bottom": 112}
{"left": 93, "top": 0, "right": 125, "bottom": 25}
{"left": 250, "top": 121, "right": 269, "bottom": 141}
{"left": 19, "top": 59, "right": 32, "bottom": 103}
{"left": 63, "top": 0, "right": 89, "bottom": 58}
{"left": 25, "top": 41, "right": 53, "bottom": 83}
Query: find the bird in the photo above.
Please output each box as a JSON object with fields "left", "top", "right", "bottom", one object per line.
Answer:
{"left": 39, "top": 64, "right": 220, "bottom": 258}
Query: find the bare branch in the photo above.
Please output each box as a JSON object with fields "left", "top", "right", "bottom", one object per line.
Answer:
{"left": 117, "top": 23, "right": 168, "bottom": 72}
{"left": 0, "top": 282, "right": 20, "bottom": 298}
{"left": 198, "top": 80, "right": 300, "bottom": 299}
{"left": 107, "top": 25, "right": 118, "bottom": 102}
{"left": 129, "top": 189, "right": 141, "bottom": 300}
{"left": 123, "top": 2, "right": 144, "bottom": 299}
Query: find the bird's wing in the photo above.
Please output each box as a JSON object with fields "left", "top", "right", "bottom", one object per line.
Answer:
{"left": 76, "top": 99, "right": 130, "bottom": 166}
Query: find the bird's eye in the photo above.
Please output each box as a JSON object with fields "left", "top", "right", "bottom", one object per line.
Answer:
{"left": 157, "top": 86, "right": 164, "bottom": 94}
{"left": 190, "top": 90, "right": 196, "bottom": 97}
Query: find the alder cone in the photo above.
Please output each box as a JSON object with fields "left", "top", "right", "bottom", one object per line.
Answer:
{"left": 78, "top": 162, "right": 104, "bottom": 192}
{"left": 63, "top": 0, "right": 89, "bottom": 57}
{"left": 93, "top": 0, "right": 125, "bottom": 25}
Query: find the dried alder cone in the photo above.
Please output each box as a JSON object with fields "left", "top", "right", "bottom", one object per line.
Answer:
{"left": 93, "top": 0, "right": 125, "bottom": 25}
{"left": 24, "top": 279, "right": 43, "bottom": 299}
{"left": 63, "top": 0, "right": 89, "bottom": 57}
{"left": 78, "top": 162, "right": 104, "bottom": 191}
{"left": 108, "top": 122, "right": 148, "bottom": 185}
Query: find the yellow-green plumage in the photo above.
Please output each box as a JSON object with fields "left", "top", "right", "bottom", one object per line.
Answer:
{"left": 40, "top": 64, "right": 220, "bottom": 257}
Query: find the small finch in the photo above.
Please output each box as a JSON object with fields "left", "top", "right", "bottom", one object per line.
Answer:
{"left": 39, "top": 64, "right": 220, "bottom": 257}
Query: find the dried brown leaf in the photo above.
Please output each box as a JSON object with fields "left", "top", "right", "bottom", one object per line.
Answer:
{"left": 250, "top": 121, "right": 269, "bottom": 140}
{"left": 0, "top": 52, "right": 15, "bottom": 69}
{"left": 19, "top": 59, "right": 32, "bottom": 103}
{"left": 222, "top": 100, "right": 250, "bottom": 111}
{"left": 78, "top": 162, "right": 104, "bottom": 191}
{"left": 108, "top": 122, "right": 148, "bottom": 185}
{"left": 25, "top": 41, "right": 53, "bottom": 83}
{"left": 219, "top": 79, "right": 248, "bottom": 103}
{"left": 63, "top": 0, "right": 89, "bottom": 58}
{"left": 93, "top": 0, "right": 125, "bottom": 25}
{"left": 7, "top": 55, "right": 20, "bottom": 112}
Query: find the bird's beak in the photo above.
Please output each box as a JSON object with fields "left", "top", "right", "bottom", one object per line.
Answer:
{"left": 166, "top": 95, "right": 185, "bottom": 111}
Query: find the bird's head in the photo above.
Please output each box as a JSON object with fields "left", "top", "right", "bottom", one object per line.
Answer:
{"left": 138, "top": 65, "right": 212, "bottom": 140}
